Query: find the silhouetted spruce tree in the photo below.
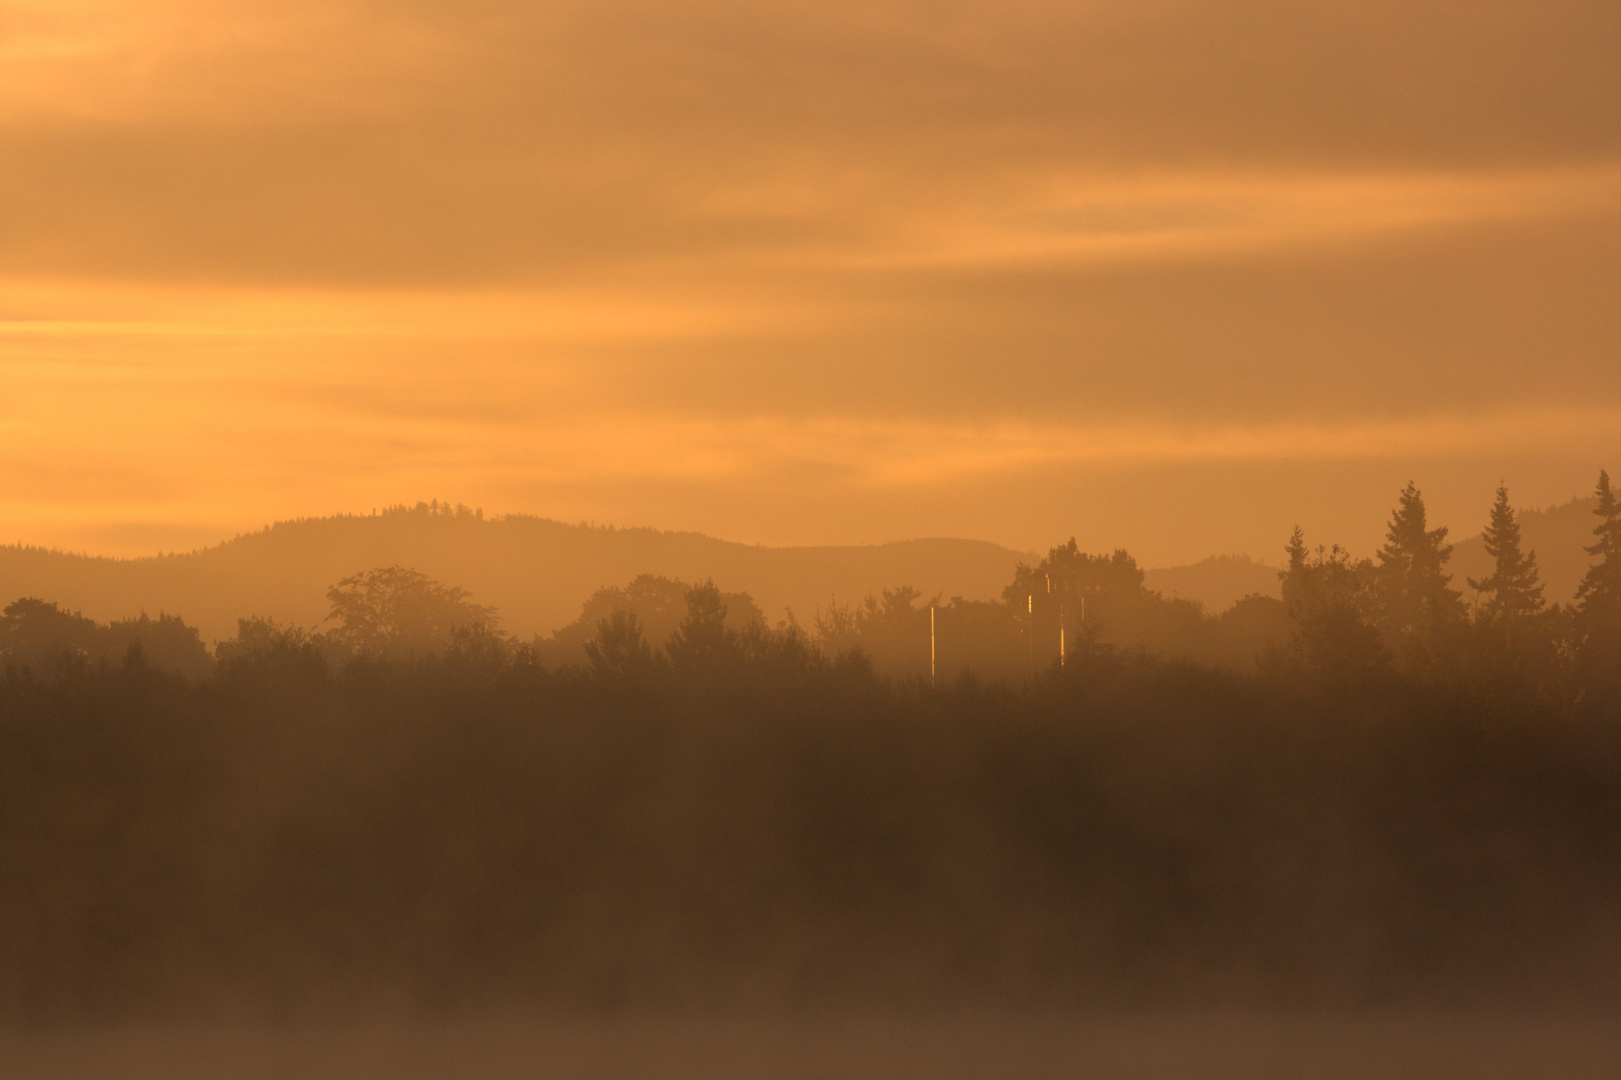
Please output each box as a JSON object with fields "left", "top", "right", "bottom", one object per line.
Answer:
{"left": 1467, "top": 484, "right": 1544, "bottom": 627}
{"left": 1375, "top": 482, "right": 1465, "bottom": 674}
{"left": 1575, "top": 470, "right": 1621, "bottom": 616}
{"left": 1284, "top": 525, "right": 1308, "bottom": 582}
{"left": 1573, "top": 470, "right": 1621, "bottom": 697}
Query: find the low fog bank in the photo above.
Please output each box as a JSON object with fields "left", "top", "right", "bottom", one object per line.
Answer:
{"left": 3, "top": 1010, "right": 1619, "bottom": 1080}
{"left": 2, "top": 643, "right": 1616, "bottom": 1026}
{"left": 2, "top": 480, "right": 1616, "bottom": 1067}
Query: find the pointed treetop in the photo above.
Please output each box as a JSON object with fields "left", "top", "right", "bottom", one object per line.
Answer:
{"left": 1380, "top": 481, "right": 1453, "bottom": 569}
{"left": 1586, "top": 469, "right": 1619, "bottom": 559}
{"left": 1285, "top": 526, "right": 1307, "bottom": 578}
{"left": 1576, "top": 469, "right": 1621, "bottom": 617}
{"left": 1466, "top": 484, "right": 1544, "bottom": 624}
{"left": 1374, "top": 482, "right": 1466, "bottom": 650}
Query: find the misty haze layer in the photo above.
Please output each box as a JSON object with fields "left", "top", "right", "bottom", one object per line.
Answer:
{"left": 3, "top": 478, "right": 1618, "bottom": 1077}
{"left": 4, "top": 643, "right": 1617, "bottom": 1024}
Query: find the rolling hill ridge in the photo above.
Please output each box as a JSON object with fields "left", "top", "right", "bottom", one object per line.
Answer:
{"left": 0, "top": 495, "right": 1602, "bottom": 644}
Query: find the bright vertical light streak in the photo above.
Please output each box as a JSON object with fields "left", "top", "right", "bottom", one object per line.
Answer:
{"left": 930, "top": 604, "right": 936, "bottom": 690}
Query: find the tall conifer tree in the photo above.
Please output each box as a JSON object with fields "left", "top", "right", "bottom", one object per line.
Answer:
{"left": 1573, "top": 470, "right": 1621, "bottom": 693}
{"left": 1284, "top": 525, "right": 1308, "bottom": 583}
{"left": 1375, "top": 482, "right": 1464, "bottom": 669}
{"left": 1467, "top": 484, "right": 1544, "bottom": 626}
{"left": 1575, "top": 470, "right": 1620, "bottom": 619}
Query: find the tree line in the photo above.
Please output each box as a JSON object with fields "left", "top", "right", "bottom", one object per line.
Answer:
{"left": 4, "top": 473, "right": 1615, "bottom": 702}
{"left": 0, "top": 475, "right": 1615, "bottom": 1020}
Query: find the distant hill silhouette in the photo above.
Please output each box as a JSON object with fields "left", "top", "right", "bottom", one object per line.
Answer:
{"left": 1142, "top": 554, "right": 1282, "bottom": 613}
{"left": 0, "top": 505, "right": 1035, "bottom": 643}
{"left": 1, "top": 494, "right": 1601, "bottom": 644}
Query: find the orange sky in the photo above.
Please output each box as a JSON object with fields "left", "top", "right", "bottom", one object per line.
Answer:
{"left": 3, "top": 0, "right": 1618, "bottom": 565}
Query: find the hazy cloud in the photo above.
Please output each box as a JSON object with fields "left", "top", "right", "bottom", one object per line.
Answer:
{"left": 1, "top": 1, "right": 1617, "bottom": 557}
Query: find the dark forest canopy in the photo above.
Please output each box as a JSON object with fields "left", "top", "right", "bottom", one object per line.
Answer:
{"left": 0, "top": 599, "right": 212, "bottom": 681}
{"left": 1, "top": 566, "right": 1617, "bottom": 1021}
{"left": 0, "top": 477, "right": 1617, "bottom": 1021}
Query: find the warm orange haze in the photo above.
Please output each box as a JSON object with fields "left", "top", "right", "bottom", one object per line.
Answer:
{"left": 2, "top": 0, "right": 1618, "bottom": 561}
{"left": 3, "top": 3, "right": 1620, "bottom": 1078}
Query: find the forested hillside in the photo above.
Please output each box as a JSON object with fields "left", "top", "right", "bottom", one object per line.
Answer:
{"left": 1, "top": 495, "right": 1601, "bottom": 648}
{"left": 0, "top": 506, "right": 1031, "bottom": 643}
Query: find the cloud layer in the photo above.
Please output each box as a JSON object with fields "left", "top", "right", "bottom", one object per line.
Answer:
{"left": 1, "top": 1, "right": 1617, "bottom": 560}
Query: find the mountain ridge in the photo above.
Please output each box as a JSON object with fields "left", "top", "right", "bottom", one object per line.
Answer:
{"left": 1, "top": 494, "right": 1603, "bottom": 644}
{"left": 0, "top": 508, "right": 1037, "bottom": 642}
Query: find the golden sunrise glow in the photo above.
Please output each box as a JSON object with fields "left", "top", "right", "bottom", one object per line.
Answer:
{"left": 2, "top": 0, "right": 1617, "bottom": 561}
{"left": 7, "top": 5, "right": 1621, "bottom": 1055}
